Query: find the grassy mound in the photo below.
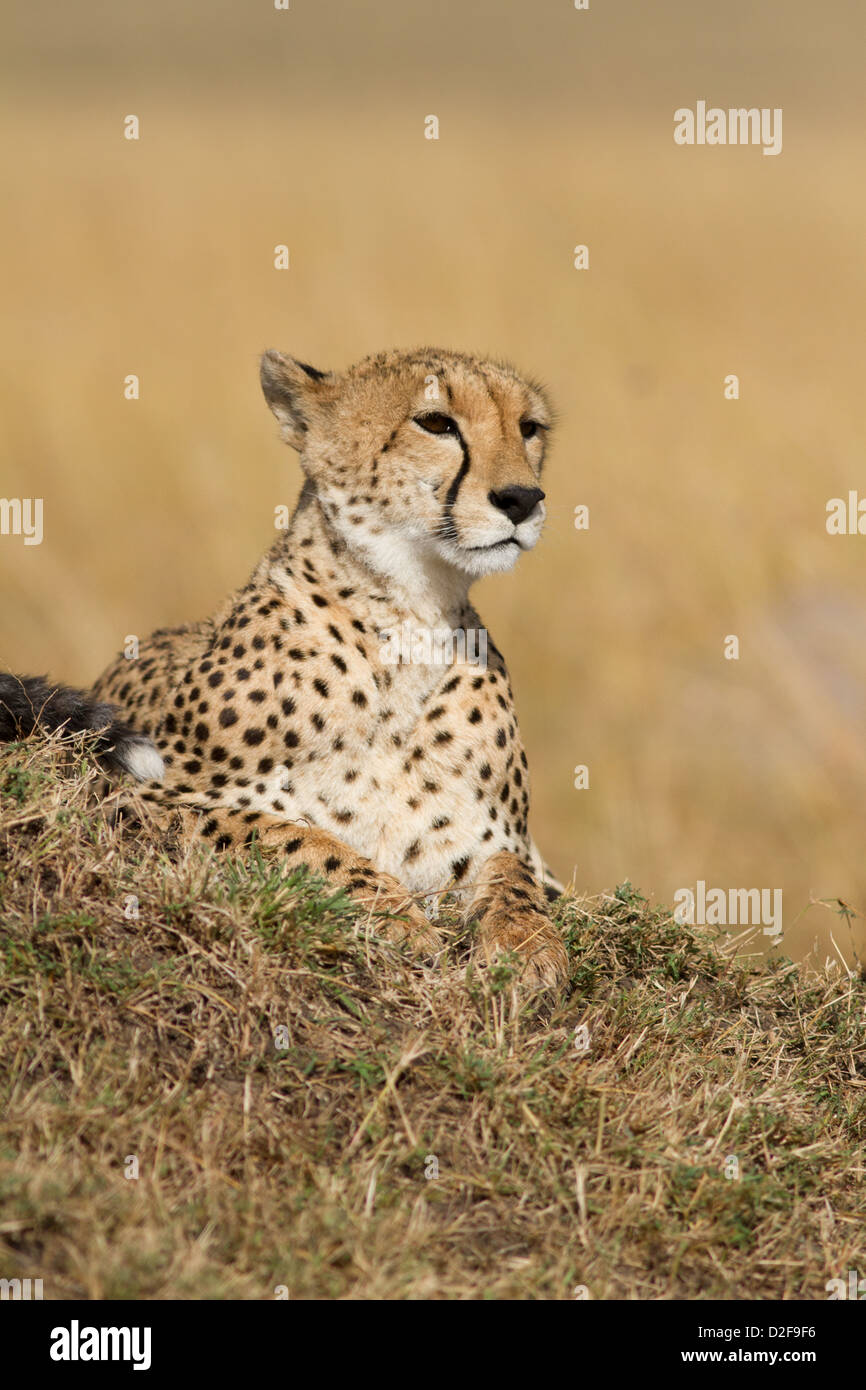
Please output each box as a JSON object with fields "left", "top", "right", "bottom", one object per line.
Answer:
{"left": 1, "top": 733, "right": 864, "bottom": 1299}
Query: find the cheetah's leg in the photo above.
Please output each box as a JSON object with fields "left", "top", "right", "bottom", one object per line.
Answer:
{"left": 126, "top": 788, "right": 442, "bottom": 957}
{"left": 464, "top": 850, "right": 568, "bottom": 990}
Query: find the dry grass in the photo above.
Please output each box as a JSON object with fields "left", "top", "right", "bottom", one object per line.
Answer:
{"left": 1, "top": 732, "right": 864, "bottom": 1300}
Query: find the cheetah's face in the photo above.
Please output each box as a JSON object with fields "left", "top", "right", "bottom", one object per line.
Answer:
{"left": 260, "top": 348, "right": 554, "bottom": 581}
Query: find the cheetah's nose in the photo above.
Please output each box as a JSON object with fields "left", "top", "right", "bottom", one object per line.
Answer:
{"left": 488, "top": 485, "right": 545, "bottom": 526}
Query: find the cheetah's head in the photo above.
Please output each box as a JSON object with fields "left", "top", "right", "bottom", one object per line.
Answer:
{"left": 260, "top": 347, "right": 553, "bottom": 584}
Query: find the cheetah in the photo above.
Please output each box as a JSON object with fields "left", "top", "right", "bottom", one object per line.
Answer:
{"left": 3, "top": 348, "right": 568, "bottom": 989}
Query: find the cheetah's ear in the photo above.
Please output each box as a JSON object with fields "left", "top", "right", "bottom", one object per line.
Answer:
{"left": 260, "top": 350, "right": 336, "bottom": 449}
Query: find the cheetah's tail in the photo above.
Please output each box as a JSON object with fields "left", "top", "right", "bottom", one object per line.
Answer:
{"left": 0, "top": 673, "right": 164, "bottom": 782}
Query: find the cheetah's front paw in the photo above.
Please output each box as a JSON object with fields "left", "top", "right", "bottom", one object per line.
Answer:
{"left": 475, "top": 909, "right": 568, "bottom": 992}
{"left": 361, "top": 893, "right": 444, "bottom": 960}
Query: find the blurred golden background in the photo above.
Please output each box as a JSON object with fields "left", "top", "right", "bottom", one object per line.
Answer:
{"left": 2, "top": 1, "right": 865, "bottom": 963}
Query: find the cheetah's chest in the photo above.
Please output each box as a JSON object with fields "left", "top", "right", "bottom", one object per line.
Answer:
{"left": 240, "top": 640, "right": 502, "bottom": 887}
{"left": 284, "top": 658, "right": 460, "bottom": 846}
{"left": 186, "top": 594, "right": 523, "bottom": 890}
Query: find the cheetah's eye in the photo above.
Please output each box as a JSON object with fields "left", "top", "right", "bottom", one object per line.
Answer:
{"left": 413, "top": 413, "right": 457, "bottom": 436}
{"left": 520, "top": 419, "right": 541, "bottom": 440}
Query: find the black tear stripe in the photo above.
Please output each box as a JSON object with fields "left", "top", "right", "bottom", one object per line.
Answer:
{"left": 441, "top": 426, "right": 471, "bottom": 542}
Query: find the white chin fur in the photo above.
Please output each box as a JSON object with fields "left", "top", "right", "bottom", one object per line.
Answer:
{"left": 439, "top": 510, "right": 544, "bottom": 578}
{"left": 454, "top": 543, "right": 523, "bottom": 577}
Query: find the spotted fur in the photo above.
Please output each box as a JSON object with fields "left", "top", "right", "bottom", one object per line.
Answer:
{"left": 90, "top": 347, "right": 567, "bottom": 988}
